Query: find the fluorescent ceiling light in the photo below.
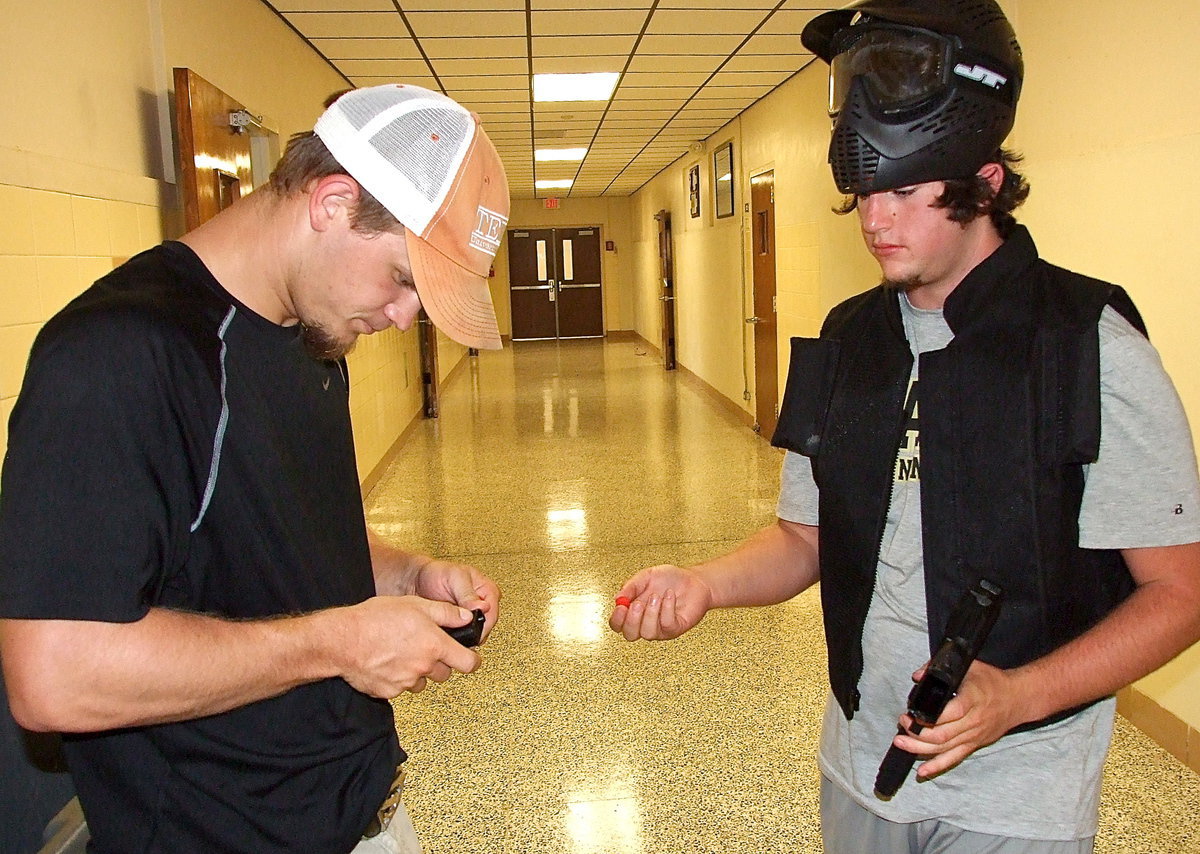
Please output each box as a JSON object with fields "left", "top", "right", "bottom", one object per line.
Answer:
{"left": 533, "top": 72, "right": 619, "bottom": 102}
{"left": 535, "top": 147, "right": 588, "bottom": 162}
{"left": 536, "top": 179, "right": 574, "bottom": 189}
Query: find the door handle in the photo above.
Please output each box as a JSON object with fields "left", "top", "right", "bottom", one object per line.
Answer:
{"left": 745, "top": 316, "right": 762, "bottom": 324}
{"left": 659, "top": 295, "right": 674, "bottom": 301}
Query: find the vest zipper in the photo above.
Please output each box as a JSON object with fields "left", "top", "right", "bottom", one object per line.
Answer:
{"left": 855, "top": 357, "right": 915, "bottom": 713}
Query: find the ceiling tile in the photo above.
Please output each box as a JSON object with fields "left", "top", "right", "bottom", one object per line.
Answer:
{"left": 532, "top": 10, "right": 647, "bottom": 36}
{"left": 347, "top": 74, "right": 440, "bottom": 89}
{"left": 612, "top": 86, "right": 695, "bottom": 101}
{"left": 336, "top": 59, "right": 430, "bottom": 77}
{"left": 738, "top": 33, "right": 810, "bottom": 54}
{"left": 620, "top": 70, "right": 711, "bottom": 88}
{"left": 270, "top": 0, "right": 392, "bottom": 10}
{"left": 421, "top": 37, "right": 528, "bottom": 59}
{"left": 457, "top": 89, "right": 530, "bottom": 103}
{"left": 625, "top": 54, "right": 723, "bottom": 74}
{"left": 402, "top": 0, "right": 525, "bottom": 8}
{"left": 758, "top": 9, "right": 823, "bottom": 36}
{"left": 405, "top": 10, "right": 526, "bottom": 38}
{"left": 722, "top": 53, "right": 812, "bottom": 72}
{"left": 259, "top": 0, "right": 843, "bottom": 198}
{"left": 687, "top": 96, "right": 759, "bottom": 110}
{"left": 646, "top": 9, "right": 768, "bottom": 36}
{"left": 657, "top": 0, "right": 777, "bottom": 6}
{"left": 430, "top": 57, "right": 529, "bottom": 76}
{"left": 533, "top": 35, "right": 638, "bottom": 56}
{"left": 282, "top": 11, "right": 407, "bottom": 37}
{"left": 531, "top": 56, "right": 628, "bottom": 74}
{"left": 531, "top": 0, "right": 651, "bottom": 9}
{"left": 312, "top": 38, "right": 421, "bottom": 60}
{"left": 441, "top": 74, "right": 530, "bottom": 91}
{"left": 637, "top": 33, "right": 745, "bottom": 54}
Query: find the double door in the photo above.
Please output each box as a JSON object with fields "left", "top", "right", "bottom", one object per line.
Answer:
{"left": 508, "top": 227, "right": 604, "bottom": 340}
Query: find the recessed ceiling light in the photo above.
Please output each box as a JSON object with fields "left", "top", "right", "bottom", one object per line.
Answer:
{"left": 535, "top": 147, "right": 588, "bottom": 162}
{"left": 536, "top": 179, "right": 574, "bottom": 189}
{"left": 533, "top": 72, "right": 619, "bottom": 103}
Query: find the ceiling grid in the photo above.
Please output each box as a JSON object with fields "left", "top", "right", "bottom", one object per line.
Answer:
{"left": 261, "top": 0, "right": 837, "bottom": 198}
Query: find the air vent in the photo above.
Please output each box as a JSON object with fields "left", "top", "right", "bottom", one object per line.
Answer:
{"left": 831, "top": 126, "right": 880, "bottom": 188}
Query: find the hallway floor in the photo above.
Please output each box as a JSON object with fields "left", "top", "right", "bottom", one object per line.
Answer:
{"left": 364, "top": 338, "right": 1200, "bottom": 854}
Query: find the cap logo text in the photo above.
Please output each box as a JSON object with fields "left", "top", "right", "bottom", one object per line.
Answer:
{"left": 470, "top": 205, "right": 507, "bottom": 257}
{"left": 953, "top": 64, "right": 1008, "bottom": 89}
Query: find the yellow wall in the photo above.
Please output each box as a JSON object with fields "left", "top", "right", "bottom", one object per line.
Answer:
{"left": 629, "top": 123, "right": 750, "bottom": 408}
{"left": 627, "top": 65, "right": 874, "bottom": 422}
{"left": 0, "top": 0, "right": 445, "bottom": 483}
{"left": 1010, "top": 0, "right": 1200, "bottom": 738}
{"left": 1, "top": 0, "right": 169, "bottom": 461}
{"left": 161, "top": 0, "right": 344, "bottom": 143}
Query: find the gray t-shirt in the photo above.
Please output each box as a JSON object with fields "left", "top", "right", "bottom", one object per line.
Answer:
{"left": 777, "top": 297, "right": 1200, "bottom": 840}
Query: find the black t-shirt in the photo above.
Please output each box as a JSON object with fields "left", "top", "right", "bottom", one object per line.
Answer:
{"left": 0, "top": 242, "right": 401, "bottom": 853}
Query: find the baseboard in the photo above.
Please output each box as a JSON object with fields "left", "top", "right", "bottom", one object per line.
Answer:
{"left": 628, "top": 332, "right": 756, "bottom": 432}
{"left": 359, "top": 350, "right": 471, "bottom": 498}
{"left": 606, "top": 329, "right": 643, "bottom": 343}
{"left": 1116, "top": 685, "right": 1200, "bottom": 774}
{"left": 675, "top": 360, "right": 756, "bottom": 431}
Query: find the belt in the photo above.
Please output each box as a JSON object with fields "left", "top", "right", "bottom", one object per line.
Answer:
{"left": 362, "top": 765, "right": 406, "bottom": 839}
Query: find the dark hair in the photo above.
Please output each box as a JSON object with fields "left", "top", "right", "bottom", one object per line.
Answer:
{"left": 835, "top": 148, "right": 1030, "bottom": 237}
{"left": 267, "top": 131, "right": 399, "bottom": 234}
{"left": 323, "top": 88, "right": 354, "bottom": 109}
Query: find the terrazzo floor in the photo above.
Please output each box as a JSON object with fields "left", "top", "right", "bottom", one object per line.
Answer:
{"left": 363, "top": 338, "right": 1200, "bottom": 854}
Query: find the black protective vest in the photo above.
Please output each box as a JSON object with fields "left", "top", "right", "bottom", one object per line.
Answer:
{"left": 772, "top": 227, "right": 1145, "bottom": 722}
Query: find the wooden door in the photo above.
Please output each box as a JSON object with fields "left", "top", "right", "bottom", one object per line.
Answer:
{"left": 655, "top": 210, "right": 676, "bottom": 370}
{"left": 173, "top": 68, "right": 255, "bottom": 230}
{"left": 750, "top": 172, "right": 778, "bottom": 437}
{"left": 554, "top": 227, "right": 604, "bottom": 338}
{"left": 508, "top": 228, "right": 559, "bottom": 340}
{"left": 507, "top": 227, "right": 604, "bottom": 340}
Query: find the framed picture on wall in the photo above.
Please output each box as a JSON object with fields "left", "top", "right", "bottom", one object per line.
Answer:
{"left": 713, "top": 141, "right": 734, "bottom": 219}
{"left": 688, "top": 164, "right": 700, "bottom": 218}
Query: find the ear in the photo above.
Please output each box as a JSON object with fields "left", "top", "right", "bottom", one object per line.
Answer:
{"left": 977, "top": 161, "right": 1004, "bottom": 195}
{"left": 307, "top": 174, "right": 361, "bottom": 233}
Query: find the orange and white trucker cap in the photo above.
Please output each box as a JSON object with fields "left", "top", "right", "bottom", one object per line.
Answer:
{"left": 314, "top": 84, "right": 510, "bottom": 349}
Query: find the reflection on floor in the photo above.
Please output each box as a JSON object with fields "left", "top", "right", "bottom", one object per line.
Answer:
{"left": 364, "top": 339, "right": 1200, "bottom": 854}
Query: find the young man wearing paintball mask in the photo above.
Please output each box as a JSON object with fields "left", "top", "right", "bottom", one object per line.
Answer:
{"left": 610, "top": 1, "right": 1200, "bottom": 851}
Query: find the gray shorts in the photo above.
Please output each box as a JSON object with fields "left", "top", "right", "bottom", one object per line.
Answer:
{"left": 820, "top": 775, "right": 1094, "bottom": 854}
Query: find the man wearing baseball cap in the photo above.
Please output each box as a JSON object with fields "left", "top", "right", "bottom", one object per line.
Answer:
{"left": 0, "top": 84, "right": 508, "bottom": 853}
{"left": 611, "top": 2, "right": 1200, "bottom": 852}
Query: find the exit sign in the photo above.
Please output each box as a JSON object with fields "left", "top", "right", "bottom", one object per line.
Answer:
{"left": 544, "top": 197, "right": 560, "bottom": 209}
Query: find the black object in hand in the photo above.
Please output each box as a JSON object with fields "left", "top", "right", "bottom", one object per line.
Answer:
{"left": 874, "top": 579, "right": 1003, "bottom": 800}
{"left": 443, "top": 609, "right": 485, "bottom": 647}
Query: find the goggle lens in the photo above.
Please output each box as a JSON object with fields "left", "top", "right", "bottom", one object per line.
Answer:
{"left": 829, "top": 27, "right": 950, "bottom": 116}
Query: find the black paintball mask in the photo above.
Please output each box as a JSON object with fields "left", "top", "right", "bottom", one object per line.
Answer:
{"left": 802, "top": 0, "right": 1023, "bottom": 195}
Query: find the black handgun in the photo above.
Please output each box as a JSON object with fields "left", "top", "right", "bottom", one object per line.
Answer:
{"left": 443, "top": 609, "right": 486, "bottom": 648}
{"left": 874, "top": 579, "right": 1003, "bottom": 799}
